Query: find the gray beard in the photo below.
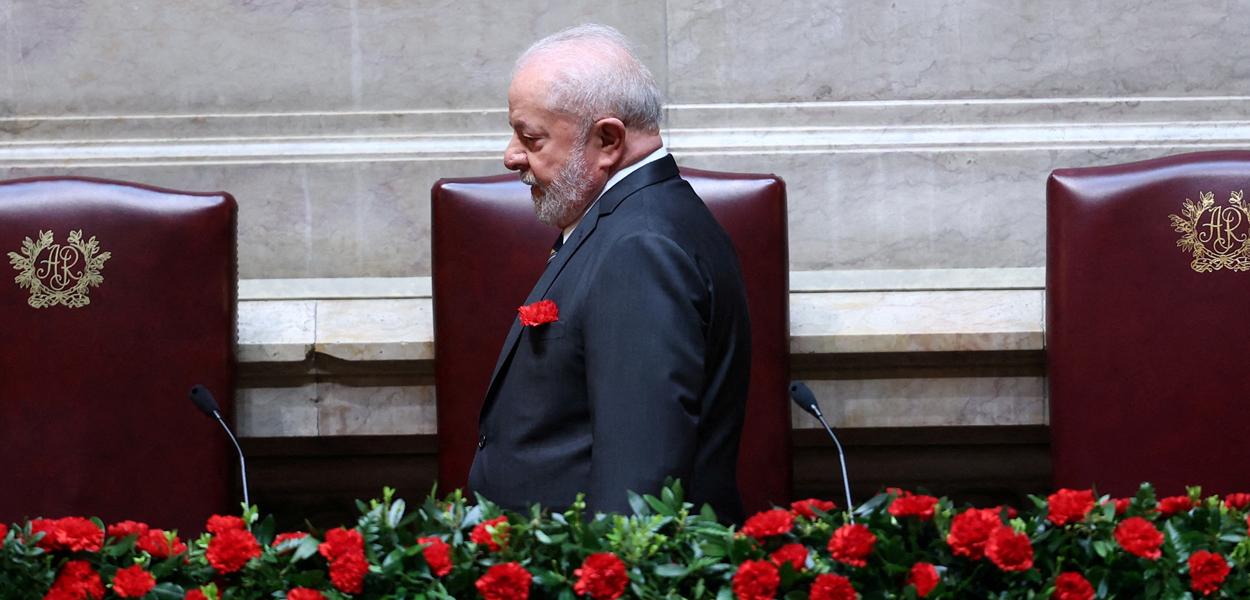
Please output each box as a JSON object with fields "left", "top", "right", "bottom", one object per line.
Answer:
{"left": 524, "top": 143, "right": 594, "bottom": 228}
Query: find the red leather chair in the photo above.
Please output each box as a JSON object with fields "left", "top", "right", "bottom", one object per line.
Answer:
{"left": 0, "top": 177, "right": 237, "bottom": 534}
{"left": 432, "top": 167, "right": 790, "bottom": 514}
{"left": 1048, "top": 151, "right": 1250, "bottom": 496}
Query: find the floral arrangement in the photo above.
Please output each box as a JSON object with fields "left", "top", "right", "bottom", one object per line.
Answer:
{"left": 2, "top": 482, "right": 1248, "bottom": 599}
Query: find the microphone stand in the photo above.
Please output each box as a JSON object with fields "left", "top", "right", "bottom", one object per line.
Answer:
{"left": 790, "top": 381, "right": 855, "bottom": 523}
{"left": 211, "top": 410, "right": 250, "bottom": 508}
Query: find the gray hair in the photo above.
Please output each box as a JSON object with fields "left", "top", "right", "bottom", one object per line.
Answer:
{"left": 514, "top": 24, "right": 663, "bottom": 133}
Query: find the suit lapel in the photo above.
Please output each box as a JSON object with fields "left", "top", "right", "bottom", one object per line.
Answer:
{"left": 481, "top": 155, "right": 682, "bottom": 407}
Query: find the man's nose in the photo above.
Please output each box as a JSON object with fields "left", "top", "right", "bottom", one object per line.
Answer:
{"left": 503, "top": 137, "right": 527, "bottom": 172}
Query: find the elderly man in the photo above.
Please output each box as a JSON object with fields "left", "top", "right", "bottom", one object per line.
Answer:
{"left": 467, "top": 24, "right": 751, "bottom": 521}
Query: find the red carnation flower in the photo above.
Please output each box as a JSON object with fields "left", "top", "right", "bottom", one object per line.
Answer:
{"left": 111, "top": 565, "right": 156, "bottom": 598}
{"left": 741, "top": 509, "right": 794, "bottom": 539}
{"left": 318, "top": 528, "right": 364, "bottom": 561}
{"left": 1047, "top": 488, "right": 1095, "bottom": 526}
{"left": 475, "top": 562, "right": 532, "bottom": 600}
{"left": 32, "top": 517, "right": 104, "bottom": 553}
{"left": 319, "top": 528, "right": 367, "bottom": 594}
{"left": 205, "top": 515, "right": 246, "bottom": 535}
{"left": 986, "top": 526, "right": 1033, "bottom": 572}
{"left": 287, "top": 589, "right": 326, "bottom": 600}
{"left": 947, "top": 508, "right": 1001, "bottom": 560}
{"left": 518, "top": 299, "right": 559, "bottom": 327}
{"left": 1224, "top": 492, "right": 1250, "bottom": 511}
{"left": 471, "top": 516, "right": 511, "bottom": 552}
{"left": 809, "top": 573, "right": 857, "bottom": 600}
{"left": 889, "top": 494, "right": 939, "bottom": 520}
{"left": 828, "top": 523, "right": 876, "bottom": 568}
{"left": 328, "top": 552, "right": 368, "bottom": 594}
{"left": 106, "top": 520, "right": 149, "bottom": 540}
{"left": 731, "top": 560, "right": 779, "bottom": 600}
{"left": 418, "top": 536, "right": 453, "bottom": 577}
{"left": 907, "top": 562, "right": 939, "bottom": 597}
{"left": 45, "top": 560, "right": 105, "bottom": 600}
{"left": 770, "top": 543, "right": 808, "bottom": 571}
{"left": 1103, "top": 498, "right": 1131, "bottom": 515}
{"left": 185, "top": 590, "right": 209, "bottom": 600}
{"left": 1157, "top": 495, "right": 1193, "bottom": 517}
{"left": 1114, "top": 516, "right": 1162, "bottom": 560}
{"left": 138, "top": 529, "right": 186, "bottom": 559}
{"left": 1053, "top": 572, "right": 1094, "bottom": 600}
{"left": 1188, "top": 551, "right": 1230, "bottom": 596}
{"left": 791, "top": 498, "right": 837, "bottom": 519}
{"left": 573, "top": 552, "right": 629, "bottom": 600}
{"left": 273, "top": 531, "right": 309, "bottom": 549}
{"left": 206, "top": 527, "right": 261, "bottom": 574}
{"left": 0, "top": 523, "right": 8, "bottom": 541}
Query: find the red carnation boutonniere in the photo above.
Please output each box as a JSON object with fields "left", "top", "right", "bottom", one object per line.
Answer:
{"left": 518, "top": 299, "right": 559, "bottom": 327}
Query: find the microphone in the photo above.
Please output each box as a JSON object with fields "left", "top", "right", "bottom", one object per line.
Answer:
{"left": 789, "top": 381, "right": 854, "bottom": 522}
{"left": 189, "top": 385, "right": 250, "bottom": 508}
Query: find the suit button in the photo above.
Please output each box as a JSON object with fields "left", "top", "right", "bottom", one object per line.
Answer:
{"left": 477, "top": 434, "right": 487, "bottom": 449}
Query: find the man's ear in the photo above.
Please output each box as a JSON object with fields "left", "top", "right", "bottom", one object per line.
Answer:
{"left": 592, "top": 117, "right": 627, "bottom": 169}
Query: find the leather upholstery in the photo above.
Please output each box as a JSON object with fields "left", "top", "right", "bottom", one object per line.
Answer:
{"left": 0, "top": 177, "right": 237, "bottom": 534}
{"left": 432, "top": 167, "right": 791, "bottom": 513}
{"left": 1048, "top": 151, "right": 1250, "bottom": 496}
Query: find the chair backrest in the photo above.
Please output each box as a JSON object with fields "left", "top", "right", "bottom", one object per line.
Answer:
{"left": 0, "top": 177, "right": 237, "bottom": 534}
{"left": 1047, "top": 151, "right": 1250, "bottom": 496}
{"left": 432, "top": 167, "right": 791, "bottom": 514}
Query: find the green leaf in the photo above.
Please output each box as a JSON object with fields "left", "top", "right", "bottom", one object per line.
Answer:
{"left": 150, "top": 583, "right": 186, "bottom": 600}
{"left": 292, "top": 536, "right": 321, "bottom": 562}
{"left": 627, "top": 491, "right": 649, "bottom": 516}
{"left": 387, "top": 499, "right": 406, "bottom": 528}
{"left": 654, "top": 563, "right": 688, "bottom": 578}
{"left": 645, "top": 495, "right": 676, "bottom": 517}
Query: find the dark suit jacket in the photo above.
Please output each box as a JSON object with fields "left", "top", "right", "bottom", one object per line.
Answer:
{"left": 467, "top": 155, "right": 751, "bottom": 521}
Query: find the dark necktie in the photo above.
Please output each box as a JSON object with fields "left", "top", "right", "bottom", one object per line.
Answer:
{"left": 547, "top": 234, "right": 564, "bottom": 263}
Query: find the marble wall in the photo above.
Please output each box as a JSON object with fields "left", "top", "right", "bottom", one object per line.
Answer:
{"left": 4, "top": 0, "right": 1248, "bottom": 434}
{"left": 5, "top": 1, "right": 1247, "bottom": 278}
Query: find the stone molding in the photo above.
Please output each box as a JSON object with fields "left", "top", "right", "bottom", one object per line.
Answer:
{"left": 3, "top": 97, "right": 1248, "bottom": 166}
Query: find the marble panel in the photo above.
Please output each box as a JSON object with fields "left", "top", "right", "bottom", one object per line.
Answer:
{"left": 676, "top": 146, "right": 1173, "bottom": 271}
{"left": 789, "top": 289, "right": 1043, "bottom": 354}
{"left": 0, "top": 0, "right": 667, "bottom": 117}
{"left": 315, "top": 298, "right": 433, "bottom": 361}
{"left": 665, "top": 0, "right": 1250, "bottom": 104}
{"left": 236, "top": 385, "right": 319, "bottom": 437}
{"left": 0, "top": 157, "right": 505, "bottom": 278}
{"left": 790, "top": 377, "right": 1046, "bottom": 429}
{"left": 0, "top": 144, "right": 1191, "bottom": 278}
{"left": 237, "top": 299, "right": 315, "bottom": 363}
{"left": 316, "top": 383, "right": 436, "bottom": 435}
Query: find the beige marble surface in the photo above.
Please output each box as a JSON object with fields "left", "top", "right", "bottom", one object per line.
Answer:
{"left": 791, "top": 377, "right": 1046, "bottom": 429}
{"left": 0, "top": 1, "right": 668, "bottom": 117}
{"left": 236, "top": 273, "right": 1045, "bottom": 363}
{"left": 231, "top": 270, "right": 1048, "bottom": 436}
{"left": 236, "top": 384, "right": 436, "bottom": 437}
{"left": 665, "top": 0, "right": 1250, "bottom": 103}
{"left": 316, "top": 383, "right": 437, "bottom": 436}
{"left": 236, "top": 385, "right": 319, "bottom": 438}
{"left": 790, "top": 289, "right": 1043, "bottom": 354}
{"left": 237, "top": 299, "right": 315, "bottom": 363}
{"left": 315, "top": 298, "right": 434, "bottom": 361}
{"left": 237, "top": 376, "right": 1048, "bottom": 437}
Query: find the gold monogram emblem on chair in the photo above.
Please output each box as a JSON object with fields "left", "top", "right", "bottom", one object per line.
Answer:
{"left": 1169, "top": 191, "right": 1250, "bottom": 273}
{"left": 7, "top": 230, "right": 112, "bottom": 308}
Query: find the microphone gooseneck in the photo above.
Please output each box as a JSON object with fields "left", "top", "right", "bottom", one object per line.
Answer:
{"left": 189, "top": 385, "right": 250, "bottom": 508}
{"left": 789, "top": 381, "right": 854, "bottom": 522}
